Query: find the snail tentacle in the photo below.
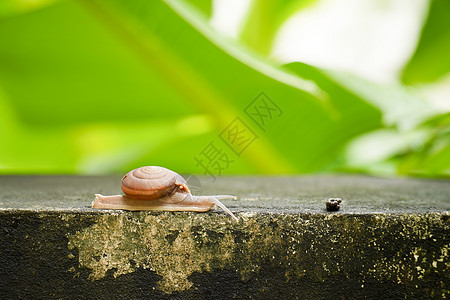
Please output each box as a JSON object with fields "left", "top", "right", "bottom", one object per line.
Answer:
{"left": 198, "top": 196, "right": 238, "bottom": 222}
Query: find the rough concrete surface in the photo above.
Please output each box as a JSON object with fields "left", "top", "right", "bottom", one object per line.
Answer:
{"left": 0, "top": 175, "right": 449, "bottom": 299}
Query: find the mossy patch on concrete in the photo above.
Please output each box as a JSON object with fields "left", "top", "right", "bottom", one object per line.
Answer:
{"left": 67, "top": 211, "right": 449, "bottom": 297}
{"left": 1, "top": 175, "right": 449, "bottom": 298}
{"left": 68, "top": 212, "right": 235, "bottom": 293}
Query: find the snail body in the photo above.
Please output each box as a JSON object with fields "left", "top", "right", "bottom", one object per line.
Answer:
{"left": 92, "top": 166, "right": 238, "bottom": 221}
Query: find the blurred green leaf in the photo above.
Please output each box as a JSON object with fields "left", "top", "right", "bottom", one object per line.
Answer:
{"left": 0, "top": 0, "right": 60, "bottom": 19}
{"left": 397, "top": 112, "right": 450, "bottom": 177}
{"left": 2, "top": 0, "right": 445, "bottom": 177}
{"left": 103, "top": 0, "right": 382, "bottom": 173}
{"left": 183, "top": 0, "right": 212, "bottom": 18}
{"left": 343, "top": 111, "right": 450, "bottom": 178}
{"left": 402, "top": 0, "right": 450, "bottom": 84}
{"left": 323, "top": 69, "right": 449, "bottom": 177}
{"left": 0, "top": 1, "right": 196, "bottom": 126}
{"left": 0, "top": 0, "right": 383, "bottom": 174}
{"left": 326, "top": 70, "right": 440, "bottom": 130}
{"left": 239, "top": 0, "right": 316, "bottom": 56}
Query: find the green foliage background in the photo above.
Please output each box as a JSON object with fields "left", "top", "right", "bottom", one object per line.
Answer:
{"left": 0, "top": 0, "right": 449, "bottom": 177}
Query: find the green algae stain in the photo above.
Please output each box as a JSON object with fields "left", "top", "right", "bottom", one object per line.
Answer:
{"left": 67, "top": 212, "right": 449, "bottom": 296}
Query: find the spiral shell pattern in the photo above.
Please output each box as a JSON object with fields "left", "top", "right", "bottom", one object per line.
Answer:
{"left": 121, "top": 166, "right": 184, "bottom": 200}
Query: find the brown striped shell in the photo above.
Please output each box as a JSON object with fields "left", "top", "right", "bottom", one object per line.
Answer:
{"left": 121, "top": 166, "right": 190, "bottom": 200}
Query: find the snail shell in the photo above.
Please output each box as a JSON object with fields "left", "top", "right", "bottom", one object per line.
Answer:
{"left": 121, "top": 166, "right": 189, "bottom": 200}
{"left": 92, "top": 166, "right": 238, "bottom": 221}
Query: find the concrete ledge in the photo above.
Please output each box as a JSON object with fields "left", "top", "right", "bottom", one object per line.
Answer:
{"left": 0, "top": 175, "right": 449, "bottom": 299}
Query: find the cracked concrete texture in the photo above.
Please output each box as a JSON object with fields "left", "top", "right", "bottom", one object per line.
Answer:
{"left": 0, "top": 175, "right": 449, "bottom": 298}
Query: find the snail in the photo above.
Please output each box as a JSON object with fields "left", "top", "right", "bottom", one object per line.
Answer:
{"left": 92, "top": 166, "right": 238, "bottom": 221}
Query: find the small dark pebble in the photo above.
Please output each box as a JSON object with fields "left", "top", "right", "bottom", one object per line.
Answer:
{"left": 326, "top": 198, "right": 342, "bottom": 211}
